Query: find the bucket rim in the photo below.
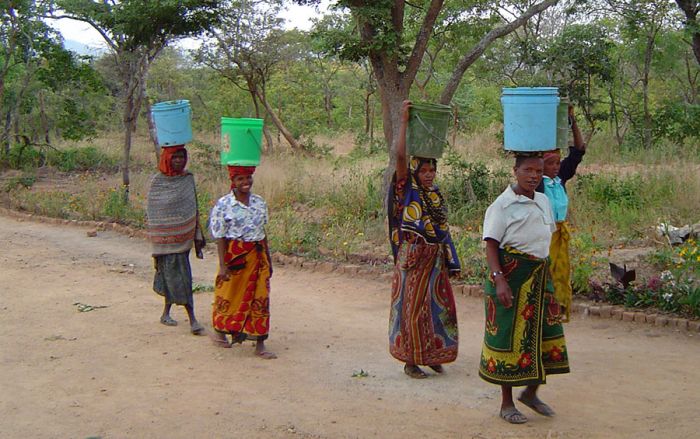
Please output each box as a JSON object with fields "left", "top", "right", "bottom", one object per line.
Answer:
{"left": 410, "top": 101, "right": 452, "bottom": 112}
{"left": 501, "top": 87, "right": 559, "bottom": 95}
{"left": 221, "top": 117, "right": 264, "bottom": 124}
{"left": 152, "top": 99, "right": 190, "bottom": 108}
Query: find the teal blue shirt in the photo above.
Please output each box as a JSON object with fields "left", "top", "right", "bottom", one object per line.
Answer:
{"left": 542, "top": 176, "right": 569, "bottom": 222}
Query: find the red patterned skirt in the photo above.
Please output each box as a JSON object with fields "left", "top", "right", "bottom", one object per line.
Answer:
{"left": 212, "top": 240, "right": 271, "bottom": 341}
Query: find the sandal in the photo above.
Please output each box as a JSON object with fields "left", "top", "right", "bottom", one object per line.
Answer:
{"left": 255, "top": 350, "right": 277, "bottom": 360}
{"left": 428, "top": 365, "right": 444, "bottom": 374}
{"left": 517, "top": 394, "right": 555, "bottom": 417}
{"left": 210, "top": 333, "right": 231, "bottom": 348}
{"left": 160, "top": 316, "right": 177, "bottom": 326}
{"left": 190, "top": 322, "right": 205, "bottom": 335}
{"left": 404, "top": 364, "right": 428, "bottom": 379}
{"left": 500, "top": 406, "right": 528, "bottom": 424}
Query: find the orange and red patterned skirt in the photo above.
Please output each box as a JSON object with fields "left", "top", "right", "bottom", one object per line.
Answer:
{"left": 212, "top": 239, "right": 271, "bottom": 341}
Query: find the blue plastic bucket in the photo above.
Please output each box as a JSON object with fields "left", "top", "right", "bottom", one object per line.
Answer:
{"left": 501, "top": 87, "right": 560, "bottom": 152}
{"left": 556, "top": 96, "right": 569, "bottom": 150}
{"left": 220, "top": 117, "right": 264, "bottom": 166}
{"left": 151, "top": 100, "right": 193, "bottom": 147}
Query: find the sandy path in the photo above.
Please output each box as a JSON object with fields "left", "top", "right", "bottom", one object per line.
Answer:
{"left": 1, "top": 214, "right": 698, "bottom": 439}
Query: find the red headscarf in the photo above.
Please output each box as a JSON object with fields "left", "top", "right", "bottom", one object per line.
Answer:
{"left": 158, "top": 146, "right": 188, "bottom": 176}
{"left": 543, "top": 149, "right": 561, "bottom": 162}
{"left": 227, "top": 165, "right": 256, "bottom": 190}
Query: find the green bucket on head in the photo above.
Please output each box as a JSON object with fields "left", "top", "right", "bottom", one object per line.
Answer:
{"left": 406, "top": 102, "right": 453, "bottom": 159}
{"left": 220, "top": 117, "right": 264, "bottom": 166}
{"left": 556, "top": 97, "right": 570, "bottom": 150}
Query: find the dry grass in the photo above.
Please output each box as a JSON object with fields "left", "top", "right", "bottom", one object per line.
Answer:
{"left": 7, "top": 127, "right": 700, "bottom": 262}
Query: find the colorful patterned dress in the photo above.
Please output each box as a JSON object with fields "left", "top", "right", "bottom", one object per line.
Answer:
{"left": 209, "top": 193, "right": 271, "bottom": 342}
{"left": 387, "top": 170, "right": 460, "bottom": 366}
{"left": 479, "top": 187, "right": 570, "bottom": 386}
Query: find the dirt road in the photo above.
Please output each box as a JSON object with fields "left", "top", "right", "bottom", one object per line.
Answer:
{"left": 1, "top": 214, "right": 698, "bottom": 439}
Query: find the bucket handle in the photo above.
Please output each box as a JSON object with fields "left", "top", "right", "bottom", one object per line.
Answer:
{"left": 414, "top": 113, "right": 451, "bottom": 146}
{"left": 246, "top": 128, "right": 263, "bottom": 152}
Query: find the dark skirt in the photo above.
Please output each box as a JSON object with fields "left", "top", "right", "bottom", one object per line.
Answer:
{"left": 153, "top": 251, "right": 193, "bottom": 307}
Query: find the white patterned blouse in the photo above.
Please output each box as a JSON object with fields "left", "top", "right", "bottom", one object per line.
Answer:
{"left": 209, "top": 193, "right": 268, "bottom": 242}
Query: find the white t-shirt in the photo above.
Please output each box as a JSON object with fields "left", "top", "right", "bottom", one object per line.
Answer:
{"left": 482, "top": 185, "right": 555, "bottom": 259}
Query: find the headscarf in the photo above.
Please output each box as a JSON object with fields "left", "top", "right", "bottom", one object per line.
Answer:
{"left": 227, "top": 165, "right": 256, "bottom": 190}
{"left": 158, "top": 146, "right": 188, "bottom": 176}
{"left": 410, "top": 156, "right": 437, "bottom": 180}
{"left": 543, "top": 149, "right": 561, "bottom": 162}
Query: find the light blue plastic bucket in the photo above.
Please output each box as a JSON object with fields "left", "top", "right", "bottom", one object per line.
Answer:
{"left": 501, "top": 87, "right": 560, "bottom": 152}
{"left": 151, "top": 100, "right": 193, "bottom": 147}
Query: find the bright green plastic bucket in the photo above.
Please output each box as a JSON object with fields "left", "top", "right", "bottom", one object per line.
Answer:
{"left": 220, "top": 117, "right": 264, "bottom": 166}
{"left": 406, "top": 102, "right": 452, "bottom": 159}
{"left": 556, "top": 97, "right": 569, "bottom": 150}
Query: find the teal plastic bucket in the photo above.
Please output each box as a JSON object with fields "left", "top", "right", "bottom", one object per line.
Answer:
{"left": 556, "top": 97, "right": 569, "bottom": 150}
{"left": 406, "top": 102, "right": 452, "bottom": 159}
{"left": 220, "top": 117, "right": 264, "bottom": 166}
{"left": 501, "top": 87, "right": 560, "bottom": 152}
{"left": 151, "top": 100, "right": 193, "bottom": 147}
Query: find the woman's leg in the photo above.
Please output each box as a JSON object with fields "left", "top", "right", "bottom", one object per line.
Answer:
{"left": 518, "top": 384, "right": 555, "bottom": 416}
{"left": 404, "top": 363, "right": 427, "bottom": 378}
{"left": 499, "top": 385, "right": 527, "bottom": 423}
{"left": 255, "top": 338, "right": 277, "bottom": 359}
{"left": 184, "top": 304, "right": 204, "bottom": 335}
{"left": 160, "top": 302, "right": 177, "bottom": 326}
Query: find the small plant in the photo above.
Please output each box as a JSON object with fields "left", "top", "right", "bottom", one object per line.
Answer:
{"left": 3, "top": 174, "right": 36, "bottom": 192}
{"left": 569, "top": 231, "right": 605, "bottom": 295}
{"left": 101, "top": 186, "right": 145, "bottom": 226}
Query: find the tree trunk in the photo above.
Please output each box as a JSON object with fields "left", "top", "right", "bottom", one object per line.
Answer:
{"left": 255, "top": 88, "right": 302, "bottom": 150}
{"left": 39, "top": 90, "right": 50, "bottom": 145}
{"left": 675, "top": 1, "right": 700, "bottom": 65}
{"left": 144, "top": 96, "right": 161, "bottom": 162}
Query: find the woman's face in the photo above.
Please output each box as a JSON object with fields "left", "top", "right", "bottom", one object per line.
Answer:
{"left": 514, "top": 157, "right": 544, "bottom": 194}
{"left": 416, "top": 162, "right": 436, "bottom": 188}
{"left": 232, "top": 174, "right": 253, "bottom": 194}
{"left": 543, "top": 154, "right": 561, "bottom": 178}
{"left": 171, "top": 150, "right": 186, "bottom": 173}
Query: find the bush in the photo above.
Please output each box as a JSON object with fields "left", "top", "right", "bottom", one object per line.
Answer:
{"left": 101, "top": 186, "right": 145, "bottom": 226}
{"left": 48, "top": 146, "right": 117, "bottom": 172}
{"left": 440, "top": 152, "right": 510, "bottom": 227}
{"left": 6, "top": 143, "right": 45, "bottom": 169}
{"left": 3, "top": 174, "right": 36, "bottom": 192}
{"left": 577, "top": 174, "right": 644, "bottom": 208}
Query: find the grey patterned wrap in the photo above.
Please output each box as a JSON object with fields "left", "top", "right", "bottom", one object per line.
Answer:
{"left": 146, "top": 173, "right": 203, "bottom": 256}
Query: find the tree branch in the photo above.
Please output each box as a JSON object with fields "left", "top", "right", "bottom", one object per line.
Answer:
{"left": 403, "top": 0, "right": 444, "bottom": 86}
{"left": 439, "top": 0, "right": 559, "bottom": 104}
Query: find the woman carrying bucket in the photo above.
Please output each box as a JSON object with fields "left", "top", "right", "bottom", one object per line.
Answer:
{"left": 388, "top": 100, "right": 460, "bottom": 379}
{"left": 146, "top": 145, "right": 206, "bottom": 335}
{"left": 479, "top": 153, "right": 570, "bottom": 424}
{"left": 536, "top": 105, "right": 587, "bottom": 322}
{"left": 208, "top": 164, "right": 276, "bottom": 359}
